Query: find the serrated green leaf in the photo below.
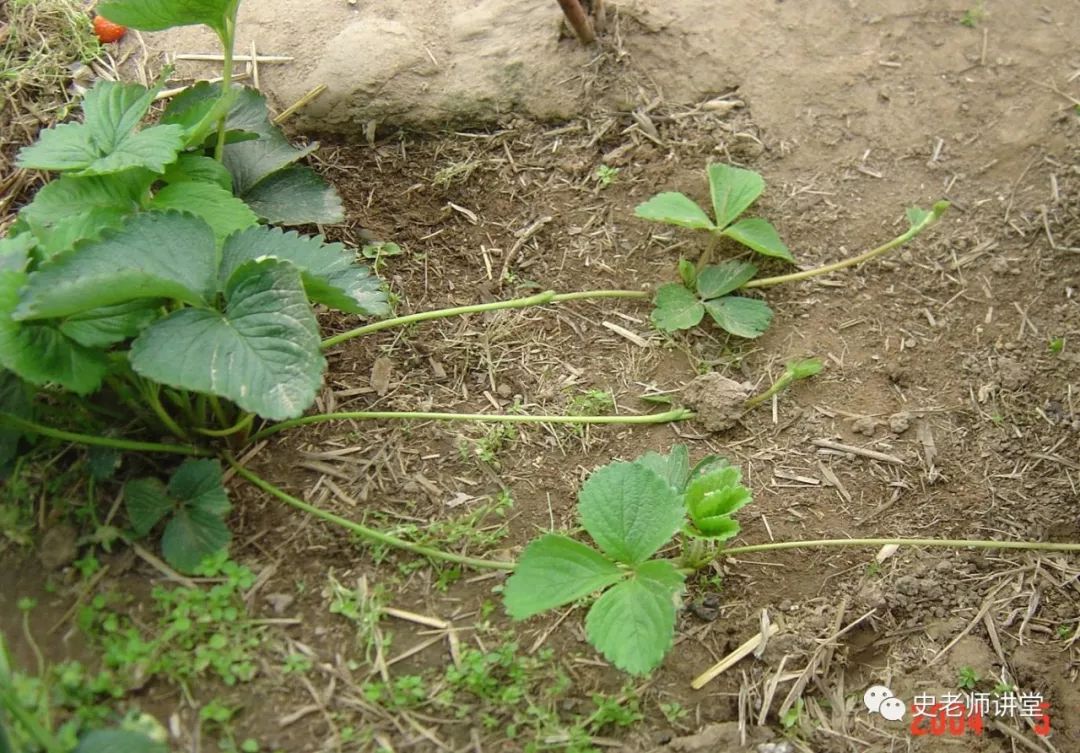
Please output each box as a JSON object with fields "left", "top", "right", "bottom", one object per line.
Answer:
{"left": 82, "top": 80, "right": 159, "bottom": 153}
{"left": 17, "top": 80, "right": 182, "bottom": 176}
{"left": 721, "top": 218, "right": 793, "bottom": 262}
{"left": 30, "top": 207, "right": 130, "bottom": 259}
{"left": 221, "top": 225, "right": 388, "bottom": 316}
{"left": 0, "top": 370, "right": 33, "bottom": 467}
{"left": 677, "top": 258, "right": 696, "bottom": 289}
{"left": 161, "top": 154, "right": 233, "bottom": 191}
{"left": 633, "top": 445, "right": 690, "bottom": 493}
{"left": 242, "top": 165, "right": 345, "bottom": 225}
{"left": 87, "top": 446, "right": 121, "bottom": 481}
{"left": 703, "top": 296, "right": 773, "bottom": 339}
{"left": 221, "top": 89, "right": 317, "bottom": 194}
{"left": 685, "top": 466, "right": 751, "bottom": 541}
{"left": 707, "top": 163, "right": 764, "bottom": 228}
{"left": 124, "top": 477, "right": 172, "bottom": 537}
{"left": 650, "top": 283, "right": 703, "bottom": 333}
{"left": 162, "top": 508, "right": 230, "bottom": 574}
{"left": 585, "top": 565, "right": 683, "bottom": 675}
{"left": 906, "top": 206, "right": 931, "bottom": 228}
{"left": 0, "top": 271, "right": 107, "bottom": 395}
{"left": 634, "top": 192, "right": 714, "bottom": 230}
{"left": 86, "top": 125, "right": 186, "bottom": 176}
{"left": 578, "top": 461, "right": 684, "bottom": 565}
{"left": 16, "top": 123, "right": 98, "bottom": 172}
{"left": 503, "top": 534, "right": 623, "bottom": 620}
{"left": 59, "top": 300, "right": 162, "bottom": 347}
{"left": 149, "top": 182, "right": 258, "bottom": 247}
{"left": 19, "top": 172, "right": 152, "bottom": 251}
{"left": 14, "top": 212, "right": 217, "bottom": 321}
{"left": 696, "top": 260, "right": 758, "bottom": 299}
{"left": 74, "top": 729, "right": 167, "bottom": 753}
{"left": 96, "top": 0, "right": 234, "bottom": 34}
{"left": 0, "top": 234, "right": 34, "bottom": 273}
{"left": 168, "top": 459, "right": 229, "bottom": 516}
{"left": 636, "top": 558, "right": 687, "bottom": 593}
{"left": 130, "top": 259, "right": 325, "bottom": 420}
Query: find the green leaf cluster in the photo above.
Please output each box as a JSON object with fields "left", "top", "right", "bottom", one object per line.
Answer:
{"left": 503, "top": 446, "right": 751, "bottom": 675}
{"left": 2, "top": 73, "right": 387, "bottom": 423}
{"left": 125, "top": 459, "right": 231, "bottom": 572}
{"left": 652, "top": 260, "right": 773, "bottom": 338}
{"left": 635, "top": 163, "right": 794, "bottom": 262}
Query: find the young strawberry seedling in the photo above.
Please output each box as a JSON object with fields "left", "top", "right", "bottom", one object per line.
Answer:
{"left": 635, "top": 163, "right": 793, "bottom": 262}
{"left": 503, "top": 445, "right": 751, "bottom": 675}
{"left": 640, "top": 167, "right": 949, "bottom": 339}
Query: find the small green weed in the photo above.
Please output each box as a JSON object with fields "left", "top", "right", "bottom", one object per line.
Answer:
{"left": 79, "top": 555, "right": 262, "bottom": 688}
{"left": 961, "top": 2, "right": 986, "bottom": 27}
{"left": 1048, "top": 336, "right": 1065, "bottom": 354}
{"left": 324, "top": 574, "right": 388, "bottom": 664}
{"left": 957, "top": 666, "right": 979, "bottom": 690}
{"left": 659, "top": 700, "right": 688, "bottom": 724}
{"left": 594, "top": 164, "right": 620, "bottom": 188}
{"left": 361, "top": 241, "right": 404, "bottom": 274}
{"left": 459, "top": 423, "right": 518, "bottom": 466}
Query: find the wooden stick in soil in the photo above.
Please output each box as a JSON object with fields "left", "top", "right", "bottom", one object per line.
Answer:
{"left": 556, "top": 0, "right": 596, "bottom": 44}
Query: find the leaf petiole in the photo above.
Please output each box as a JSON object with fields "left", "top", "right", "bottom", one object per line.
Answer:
{"left": 744, "top": 201, "right": 949, "bottom": 289}
{"left": 321, "top": 289, "right": 648, "bottom": 349}
{"left": 250, "top": 408, "right": 693, "bottom": 442}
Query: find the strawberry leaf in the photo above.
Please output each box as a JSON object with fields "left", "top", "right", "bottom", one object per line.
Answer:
{"left": 14, "top": 212, "right": 218, "bottom": 321}
{"left": 721, "top": 218, "right": 793, "bottom": 262}
{"left": 130, "top": 259, "right": 325, "bottom": 420}
{"left": 707, "top": 163, "right": 764, "bottom": 228}
{"left": 696, "top": 261, "right": 758, "bottom": 299}
{"left": 96, "top": 0, "right": 236, "bottom": 35}
{"left": 585, "top": 560, "right": 684, "bottom": 675}
{"left": 17, "top": 81, "right": 183, "bottom": 177}
{"left": 503, "top": 534, "right": 623, "bottom": 620}
{"left": 703, "top": 296, "right": 773, "bottom": 339}
{"left": 578, "top": 462, "right": 684, "bottom": 565}
{"left": 220, "top": 225, "right": 388, "bottom": 317}
{"left": 634, "top": 192, "right": 715, "bottom": 231}
{"left": 148, "top": 182, "right": 259, "bottom": 247}
{"left": 651, "top": 283, "right": 704, "bottom": 333}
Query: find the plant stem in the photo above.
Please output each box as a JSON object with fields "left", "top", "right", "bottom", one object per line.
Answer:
{"left": 0, "top": 686, "right": 60, "bottom": 753}
{"left": 142, "top": 383, "right": 190, "bottom": 442}
{"left": 743, "top": 374, "right": 794, "bottom": 410}
{"left": 744, "top": 201, "right": 949, "bottom": 289}
{"left": 249, "top": 408, "right": 694, "bottom": 442}
{"left": 208, "top": 395, "right": 231, "bottom": 428}
{"left": 213, "top": 19, "right": 236, "bottom": 162}
{"left": 195, "top": 411, "right": 254, "bottom": 438}
{"left": 0, "top": 413, "right": 211, "bottom": 456}
{"left": 549, "top": 290, "right": 650, "bottom": 303}
{"left": 229, "top": 460, "right": 515, "bottom": 571}
{"left": 722, "top": 537, "right": 1080, "bottom": 556}
{"left": 321, "top": 289, "right": 648, "bottom": 349}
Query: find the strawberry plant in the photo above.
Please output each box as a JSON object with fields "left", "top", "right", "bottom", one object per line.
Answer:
{"left": 641, "top": 169, "right": 949, "bottom": 339}
{"left": 503, "top": 445, "right": 750, "bottom": 675}
{"left": 635, "top": 163, "right": 793, "bottom": 262}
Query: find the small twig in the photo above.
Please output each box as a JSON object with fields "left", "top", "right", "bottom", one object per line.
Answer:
{"left": 811, "top": 439, "right": 905, "bottom": 465}
{"left": 692, "top": 622, "right": 779, "bottom": 689}
{"left": 174, "top": 53, "right": 294, "bottom": 63}
{"left": 556, "top": 0, "right": 596, "bottom": 44}
{"left": 273, "top": 84, "right": 328, "bottom": 125}
{"left": 499, "top": 215, "right": 553, "bottom": 282}
{"left": 132, "top": 542, "right": 199, "bottom": 588}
